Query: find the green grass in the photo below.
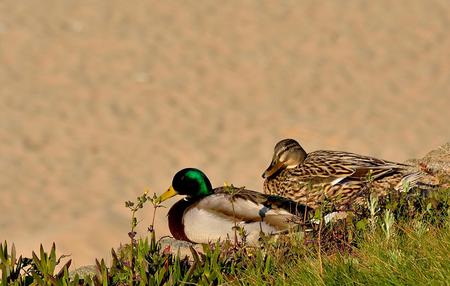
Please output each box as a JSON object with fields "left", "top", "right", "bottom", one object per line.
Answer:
{"left": 1, "top": 188, "right": 449, "bottom": 285}
{"left": 277, "top": 222, "right": 450, "bottom": 285}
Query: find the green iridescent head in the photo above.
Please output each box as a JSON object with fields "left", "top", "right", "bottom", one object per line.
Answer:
{"left": 158, "top": 168, "right": 213, "bottom": 202}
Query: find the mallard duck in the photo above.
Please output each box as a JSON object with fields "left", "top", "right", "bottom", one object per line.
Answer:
{"left": 262, "top": 139, "right": 433, "bottom": 210}
{"left": 158, "top": 168, "right": 311, "bottom": 244}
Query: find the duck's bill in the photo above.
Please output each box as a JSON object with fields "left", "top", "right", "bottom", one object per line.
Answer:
{"left": 262, "top": 160, "right": 283, "bottom": 178}
{"left": 157, "top": 186, "right": 178, "bottom": 203}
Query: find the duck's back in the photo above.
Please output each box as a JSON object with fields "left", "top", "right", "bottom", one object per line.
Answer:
{"left": 263, "top": 150, "right": 411, "bottom": 210}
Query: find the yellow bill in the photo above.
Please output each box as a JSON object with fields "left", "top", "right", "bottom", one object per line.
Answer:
{"left": 157, "top": 186, "right": 178, "bottom": 203}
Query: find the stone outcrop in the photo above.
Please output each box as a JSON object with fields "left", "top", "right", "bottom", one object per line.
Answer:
{"left": 406, "top": 142, "right": 450, "bottom": 187}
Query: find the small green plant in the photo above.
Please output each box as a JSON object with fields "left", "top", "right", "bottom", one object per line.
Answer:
{"left": 0, "top": 241, "right": 32, "bottom": 285}
{"left": 222, "top": 183, "right": 249, "bottom": 246}
{"left": 368, "top": 193, "right": 379, "bottom": 231}
{"left": 382, "top": 209, "right": 395, "bottom": 240}
{"left": 0, "top": 241, "right": 78, "bottom": 286}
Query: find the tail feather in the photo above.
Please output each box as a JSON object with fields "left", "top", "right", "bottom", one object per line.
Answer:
{"left": 396, "top": 171, "right": 439, "bottom": 192}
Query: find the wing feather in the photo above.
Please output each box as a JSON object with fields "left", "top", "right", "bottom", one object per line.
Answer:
{"left": 193, "top": 188, "right": 309, "bottom": 229}
{"left": 288, "top": 150, "right": 410, "bottom": 185}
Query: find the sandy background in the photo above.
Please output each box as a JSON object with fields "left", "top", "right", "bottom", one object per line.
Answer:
{"left": 1, "top": 1, "right": 449, "bottom": 266}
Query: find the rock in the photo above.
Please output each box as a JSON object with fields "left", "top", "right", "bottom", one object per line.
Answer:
{"left": 69, "top": 264, "right": 96, "bottom": 280}
{"left": 406, "top": 142, "right": 450, "bottom": 186}
{"left": 158, "top": 237, "right": 203, "bottom": 258}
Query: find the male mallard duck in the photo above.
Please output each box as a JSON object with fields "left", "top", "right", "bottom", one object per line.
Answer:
{"left": 158, "top": 168, "right": 311, "bottom": 244}
{"left": 262, "top": 139, "right": 433, "bottom": 210}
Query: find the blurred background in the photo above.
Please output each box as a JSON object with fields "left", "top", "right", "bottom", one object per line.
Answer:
{"left": 1, "top": 1, "right": 449, "bottom": 266}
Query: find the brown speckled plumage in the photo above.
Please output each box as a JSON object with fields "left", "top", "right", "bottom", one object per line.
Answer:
{"left": 263, "top": 139, "right": 433, "bottom": 211}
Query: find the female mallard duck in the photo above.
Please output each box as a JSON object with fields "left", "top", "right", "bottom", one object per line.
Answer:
{"left": 262, "top": 139, "right": 433, "bottom": 211}
{"left": 158, "top": 168, "right": 311, "bottom": 244}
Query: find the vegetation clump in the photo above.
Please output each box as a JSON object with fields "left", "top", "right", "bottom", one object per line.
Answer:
{"left": 1, "top": 184, "right": 449, "bottom": 285}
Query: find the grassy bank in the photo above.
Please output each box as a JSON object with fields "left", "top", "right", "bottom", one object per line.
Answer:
{"left": 1, "top": 187, "right": 449, "bottom": 285}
